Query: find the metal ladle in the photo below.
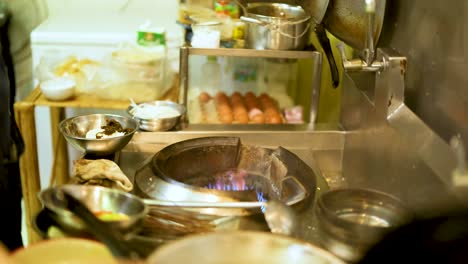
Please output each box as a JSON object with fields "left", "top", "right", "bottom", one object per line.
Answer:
{"left": 51, "top": 189, "right": 141, "bottom": 259}
{"left": 263, "top": 200, "right": 297, "bottom": 236}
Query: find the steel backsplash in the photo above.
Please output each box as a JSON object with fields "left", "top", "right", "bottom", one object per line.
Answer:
{"left": 339, "top": 48, "right": 467, "bottom": 217}
{"left": 378, "top": 0, "right": 468, "bottom": 146}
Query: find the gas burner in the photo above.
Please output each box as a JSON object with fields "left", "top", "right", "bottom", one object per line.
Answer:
{"left": 134, "top": 137, "right": 316, "bottom": 216}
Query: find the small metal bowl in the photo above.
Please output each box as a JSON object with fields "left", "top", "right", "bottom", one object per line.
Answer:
{"left": 59, "top": 113, "right": 138, "bottom": 156}
{"left": 127, "top": 101, "right": 185, "bottom": 132}
{"left": 39, "top": 184, "right": 148, "bottom": 237}
{"left": 315, "top": 188, "right": 413, "bottom": 262}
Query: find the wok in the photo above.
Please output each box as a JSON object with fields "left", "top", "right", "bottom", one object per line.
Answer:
{"left": 300, "top": 0, "right": 340, "bottom": 88}
{"left": 323, "top": 0, "right": 387, "bottom": 58}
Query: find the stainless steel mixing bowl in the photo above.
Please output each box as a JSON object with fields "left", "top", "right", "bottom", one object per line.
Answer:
{"left": 315, "top": 188, "right": 413, "bottom": 262}
{"left": 59, "top": 113, "right": 138, "bottom": 156}
{"left": 147, "top": 231, "right": 345, "bottom": 264}
{"left": 127, "top": 100, "right": 185, "bottom": 132}
{"left": 39, "top": 184, "right": 148, "bottom": 237}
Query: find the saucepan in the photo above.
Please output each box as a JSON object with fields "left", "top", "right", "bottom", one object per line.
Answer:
{"left": 239, "top": 1, "right": 340, "bottom": 87}
{"left": 240, "top": 2, "right": 312, "bottom": 51}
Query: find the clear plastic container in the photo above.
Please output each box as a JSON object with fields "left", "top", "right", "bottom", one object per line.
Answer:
{"left": 201, "top": 56, "right": 222, "bottom": 94}
{"left": 91, "top": 44, "right": 173, "bottom": 102}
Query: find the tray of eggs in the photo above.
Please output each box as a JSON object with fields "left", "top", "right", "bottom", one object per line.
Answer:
{"left": 189, "top": 91, "right": 290, "bottom": 124}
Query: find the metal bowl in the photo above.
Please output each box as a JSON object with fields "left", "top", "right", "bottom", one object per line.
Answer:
{"left": 147, "top": 231, "right": 345, "bottom": 264}
{"left": 127, "top": 101, "right": 185, "bottom": 132}
{"left": 315, "top": 188, "right": 413, "bottom": 262}
{"left": 38, "top": 184, "right": 148, "bottom": 237}
{"left": 59, "top": 113, "right": 138, "bottom": 156}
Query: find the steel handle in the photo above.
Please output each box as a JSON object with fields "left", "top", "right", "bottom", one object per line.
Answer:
{"left": 240, "top": 16, "right": 268, "bottom": 26}
{"left": 143, "top": 199, "right": 266, "bottom": 209}
{"left": 364, "top": 0, "right": 376, "bottom": 65}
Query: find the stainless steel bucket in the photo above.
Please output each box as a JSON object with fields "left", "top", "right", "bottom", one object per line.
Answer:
{"left": 241, "top": 3, "right": 311, "bottom": 50}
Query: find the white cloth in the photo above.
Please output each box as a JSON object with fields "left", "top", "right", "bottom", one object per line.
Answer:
{"left": 72, "top": 159, "right": 133, "bottom": 192}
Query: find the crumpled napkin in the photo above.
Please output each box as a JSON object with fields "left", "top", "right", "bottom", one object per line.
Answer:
{"left": 71, "top": 159, "right": 133, "bottom": 192}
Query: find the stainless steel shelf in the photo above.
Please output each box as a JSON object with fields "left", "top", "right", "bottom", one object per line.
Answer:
{"left": 179, "top": 46, "right": 323, "bottom": 128}
{"left": 186, "top": 47, "right": 321, "bottom": 59}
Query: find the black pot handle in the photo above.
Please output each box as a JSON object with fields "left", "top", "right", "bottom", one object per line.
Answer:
{"left": 316, "top": 24, "right": 340, "bottom": 88}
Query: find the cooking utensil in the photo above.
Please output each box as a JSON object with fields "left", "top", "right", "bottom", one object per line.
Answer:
{"left": 39, "top": 184, "right": 148, "bottom": 237}
{"left": 147, "top": 231, "right": 346, "bottom": 264}
{"left": 41, "top": 183, "right": 301, "bottom": 253}
{"left": 300, "top": 0, "right": 330, "bottom": 25}
{"left": 315, "top": 188, "right": 413, "bottom": 262}
{"left": 296, "top": 0, "right": 342, "bottom": 87}
{"left": 59, "top": 113, "right": 138, "bottom": 156}
{"left": 241, "top": 3, "right": 312, "bottom": 50}
{"left": 316, "top": 23, "right": 340, "bottom": 88}
{"left": 323, "top": 0, "right": 386, "bottom": 57}
{"left": 53, "top": 189, "right": 139, "bottom": 259}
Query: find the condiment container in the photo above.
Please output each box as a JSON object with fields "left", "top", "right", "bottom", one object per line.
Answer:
{"left": 40, "top": 76, "right": 76, "bottom": 101}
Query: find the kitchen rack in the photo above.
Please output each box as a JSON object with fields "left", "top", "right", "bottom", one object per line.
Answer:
{"left": 13, "top": 80, "right": 179, "bottom": 244}
{"left": 178, "top": 46, "right": 323, "bottom": 128}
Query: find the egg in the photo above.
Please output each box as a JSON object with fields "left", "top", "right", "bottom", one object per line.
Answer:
{"left": 217, "top": 103, "right": 231, "bottom": 114}
{"left": 219, "top": 112, "right": 233, "bottom": 124}
{"left": 268, "top": 115, "right": 283, "bottom": 124}
{"left": 215, "top": 91, "right": 228, "bottom": 101}
{"left": 235, "top": 114, "right": 249, "bottom": 124}
{"left": 250, "top": 113, "right": 265, "bottom": 124}
{"left": 245, "top": 92, "right": 256, "bottom": 99}
{"left": 199, "top": 92, "right": 211, "bottom": 103}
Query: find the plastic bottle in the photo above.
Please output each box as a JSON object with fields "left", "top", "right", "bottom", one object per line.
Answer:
{"left": 201, "top": 56, "right": 222, "bottom": 94}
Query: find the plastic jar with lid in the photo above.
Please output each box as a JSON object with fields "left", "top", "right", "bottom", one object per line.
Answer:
{"left": 201, "top": 56, "right": 222, "bottom": 94}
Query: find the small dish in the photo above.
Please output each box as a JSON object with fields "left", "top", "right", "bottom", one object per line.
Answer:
{"left": 40, "top": 76, "right": 76, "bottom": 101}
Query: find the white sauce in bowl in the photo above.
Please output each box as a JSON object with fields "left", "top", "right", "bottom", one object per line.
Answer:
{"left": 131, "top": 104, "right": 180, "bottom": 119}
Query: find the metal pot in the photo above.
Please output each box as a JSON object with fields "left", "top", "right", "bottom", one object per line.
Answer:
{"left": 147, "top": 231, "right": 345, "bottom": 264}
{"left": 241, "top": 3, "right": 311, "bottom": 50}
